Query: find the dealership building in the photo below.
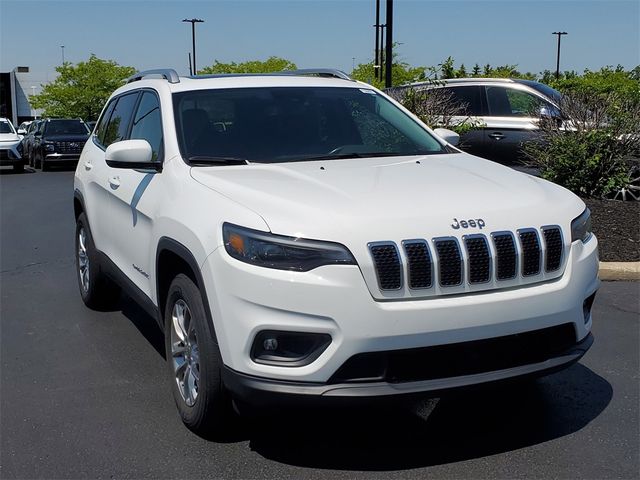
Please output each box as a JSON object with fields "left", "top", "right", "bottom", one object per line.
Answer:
{"left": 0, "top": 66, "right": 40, "bottom": 125}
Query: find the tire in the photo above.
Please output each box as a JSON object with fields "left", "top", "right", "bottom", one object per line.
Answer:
{"left": 13, "top": 162, "right": 24, "bottom": 173}
{"left": 164, "top": 274, "right": 237, "bottom": 438}
{"left": 34, "top": 151, "right": 42, "bottom": 169}
{"left": 41, "top": 156, "right": 49, "bottom": 171}
{"left": 75, "top": 212, "right": 120, "bottom": 309}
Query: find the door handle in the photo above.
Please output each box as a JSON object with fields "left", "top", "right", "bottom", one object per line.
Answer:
{"left": 109, "top": 176, "right": 120, "bottom": 189}
{"left": 488, "top": 132, "right": 505, "bottom": 140}
{"left": 84, "top": 161, "right": 92, "bottom": 171}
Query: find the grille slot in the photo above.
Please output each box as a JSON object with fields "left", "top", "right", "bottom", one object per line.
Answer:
{"left": 403, "top": 241, "right": 432, "bottom": 289}
{"left": 434, "top": 238, "right": 462, "bottom": 286}
{"left": 542, "top": 227, "right": 563, "bottom": 272}
{"left": 518, "top": 230, "right": 541, "bottom": 276}
{"left": 492, "top": 233, "right": 517, "bottom": 280}
{"left": 369, "top": 243, "right": 402, "bottom": 290}
{"left": 53, "top": 141, "right": 85, "bottom": 154}
{"left": 464, "top": 236, "right": 491, "bottom": 284}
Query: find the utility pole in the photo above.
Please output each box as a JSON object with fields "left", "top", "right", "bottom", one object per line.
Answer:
{"left": 188, "top": 52, "right": 193, "bottom": 76}
{"left": 384, "top": 0, "right": 393, "bottom": 88}
{"left": 374, "top": 0, "right": 381, "bottom": 81}
{"left": 552, "top": 31, "right": 567, "bottom": 79}
{"left": 60, "top": 45, "right": 65, "bottom": 65}
{"left": 379, "top": 24, "right": 386, "bottom": 81}
{"left": 183, "top": 18, "right": 204, "bottom": 75}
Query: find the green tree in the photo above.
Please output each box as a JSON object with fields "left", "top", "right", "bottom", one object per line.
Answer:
{"left": 472, "top": 63, "right": 481, "bottom": 77}
{"left": 351, "top": 60, "right": 426, "bottom": 89}
{"left": 199, "top": 56, "right": 296, "bottom": 74}
{"left": 440, "top": 56, "right": 456, "bottom": 79}
{"left": 30, "top": 55, "right": 135, "bottom": 120}
{"left": 457, "top": 63, "right": 467, "bottom": 78}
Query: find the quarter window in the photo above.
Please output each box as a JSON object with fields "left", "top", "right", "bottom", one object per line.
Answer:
{"left": 95, "top": 100, "right": 116, "bottom": 146}
{"left": 130, "top": 91, "right": 163, "bottom": 161}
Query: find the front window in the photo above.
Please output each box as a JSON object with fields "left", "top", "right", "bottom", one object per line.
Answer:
{"left": 173, "top": 87, "right": 446, "bottom": 164}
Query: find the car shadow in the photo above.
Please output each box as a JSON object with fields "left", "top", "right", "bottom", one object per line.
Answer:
{"left": 247, "top": 366, "right": 612, "bottom": 470}
{"left": 0, "top": 166, "right": 35, "bottom": 175}
{"left": 116, "top": 299, "right": 612, "bottom": 470}
{"left": 119, "top": 294, "right": 166, "bottom": 359}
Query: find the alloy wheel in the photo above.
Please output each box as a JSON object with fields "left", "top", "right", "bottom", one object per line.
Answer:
{"left": 171, "top": 299, "right": 200, "bottom": 407}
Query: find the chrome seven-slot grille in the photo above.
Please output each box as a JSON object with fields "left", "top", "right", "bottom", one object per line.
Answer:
{"left": 369, "top": 227, "right": 564, "bottom": 292}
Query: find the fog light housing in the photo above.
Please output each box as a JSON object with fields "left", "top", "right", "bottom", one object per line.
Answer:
{"left": 251, "top": 330, "right": 331, "bottom": 366}
{"left": 583, "top": 292, "right": 597, "bottom": 324}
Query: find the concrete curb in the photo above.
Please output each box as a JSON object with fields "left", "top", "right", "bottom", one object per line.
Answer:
{"left": 599, "top": 262, "right": 640, "bottom": 281}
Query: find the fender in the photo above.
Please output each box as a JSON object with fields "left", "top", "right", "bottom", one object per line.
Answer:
{"left": 155, "top": 237, "right": 219, "bottom": 343}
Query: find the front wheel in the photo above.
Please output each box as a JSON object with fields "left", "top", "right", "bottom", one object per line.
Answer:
{"left": 165, "top": 274, "right": 237, "bottom": 438}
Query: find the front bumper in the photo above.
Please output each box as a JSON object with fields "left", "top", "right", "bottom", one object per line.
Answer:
{"left": 45, "top": 153, "right": 81, "bottom": 161}
{"left": 201, "top": 234, "right": 599, "bottom": 387}
{"left": 223, "top": 332, "right": 593, "bottom": 405}
{"left": 0, "top": 143, "right": 23, "bottom": 165}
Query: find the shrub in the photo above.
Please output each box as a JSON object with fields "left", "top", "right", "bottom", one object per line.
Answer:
{"left": 524, "top": 92, "right": 640, "bottom": 198}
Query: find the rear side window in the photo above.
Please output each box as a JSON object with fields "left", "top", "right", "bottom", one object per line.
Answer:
{"left": 101, "top": 92, "right": 139, "bottom": 148}
{"left": 444, "top": 86, "right": 484, "bottom": 116}
{"left": 130, "top": 91, "right": 163, "bottom": 161}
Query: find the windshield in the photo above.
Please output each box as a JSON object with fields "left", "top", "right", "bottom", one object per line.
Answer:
{"left": 44, "top": 120, "right": 89, "bottom": 135}
{"left": 0, "top": 121, "right": 15, "bottom": 134}
{"left": 173, "top": 87, "right": 447, "bottom": 163}
{"left": 517, "top": 80, "right": 563, "bottom": 104}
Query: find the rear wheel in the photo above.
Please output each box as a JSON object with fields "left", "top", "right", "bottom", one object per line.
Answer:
{"left": 13, "top": 162, "right": 24, "bottom": 173}
{"left": 75, "top": 213, "right": 120, "bottom": 309}
{"left": 165, "top": 274, "right": 237, "bottom": 438}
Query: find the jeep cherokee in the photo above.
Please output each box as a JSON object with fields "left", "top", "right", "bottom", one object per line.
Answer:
{"left": 73, "top": 68, "right": 598, "bottom": 436}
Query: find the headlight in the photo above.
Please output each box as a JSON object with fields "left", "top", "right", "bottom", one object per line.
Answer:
{"left": 571, "top": 208, "right": 592, "bottom": 243}
{"left": 44, "top": 142, "right": 55, "bottom": 152}
{"left": 223, "top": 223, "right": 356, "bottom": 271}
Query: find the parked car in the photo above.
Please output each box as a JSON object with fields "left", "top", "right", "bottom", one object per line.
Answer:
{"left": 32, "top": 118, "right": 90, "bottom": 170}
{"left": 16, "top": 120, "right": 32, "bottom": 139}
{"left": 74, "top": 68, "right": 598, "bottom": 436}
{"left": 389, "top": 78, "right": 563, "bottom": 165}
{"left": 0, "top": 117, "right": 25, "bottom": 172}
{"left": 21, "top": 120, "right": 41, "bottom": 168}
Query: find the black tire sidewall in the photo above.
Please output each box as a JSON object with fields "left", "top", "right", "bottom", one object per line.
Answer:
{"left": 164, "top": 274, "right": 229, "bottom": 434}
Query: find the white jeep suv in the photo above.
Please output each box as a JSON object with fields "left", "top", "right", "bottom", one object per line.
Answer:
{"left": 74, "top": 68, "right": 599, "bottom": 436}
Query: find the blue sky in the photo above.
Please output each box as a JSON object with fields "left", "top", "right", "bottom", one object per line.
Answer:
{"left": 1, "top": 0, "right": 638, "bottom": 91}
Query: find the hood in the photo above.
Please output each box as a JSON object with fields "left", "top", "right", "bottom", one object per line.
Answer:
{"left": 191, "top": 153, "right": 584, "bottom": 242}
{"left": 0, "top": 132, "right": 20, "bottom": 143}
{"left": 43, "top": 134, "right": 89, "bottom": 142}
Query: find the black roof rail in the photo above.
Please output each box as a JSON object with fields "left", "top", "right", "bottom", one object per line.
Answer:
{"left": 282, "top": 69, "right": 353, "bottom": 81}
{"left": 126, "top": 69, "right": 180, "bottom": 84}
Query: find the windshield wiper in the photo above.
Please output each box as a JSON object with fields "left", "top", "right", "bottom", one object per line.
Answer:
{"left": 187, "top": 155, "right": 249, "bottom": 166}
{"left": 295, "top": 151, "right": 444, "bottom": 162}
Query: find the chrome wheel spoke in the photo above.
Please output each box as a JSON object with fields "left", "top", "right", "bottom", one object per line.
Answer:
{"left": 170, "top": 298, "right": 199, "bottom": 406}
{"left": 77, "top": 228, "right": 90, "bottom": 292}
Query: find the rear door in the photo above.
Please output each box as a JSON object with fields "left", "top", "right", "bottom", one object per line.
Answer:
{"left": 441, "top": 85, "right": 489, "bottom": 158}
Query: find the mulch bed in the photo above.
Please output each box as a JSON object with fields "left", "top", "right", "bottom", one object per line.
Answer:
{"left": 583, "top": 198, "right": 639, "bottom": 262}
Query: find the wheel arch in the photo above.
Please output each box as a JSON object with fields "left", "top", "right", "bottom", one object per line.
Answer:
{"left": 155, "top": 237, "right": 218, "bottom": 343}
{"left": 73, "top": 189, "right": 85, "bottom": 221}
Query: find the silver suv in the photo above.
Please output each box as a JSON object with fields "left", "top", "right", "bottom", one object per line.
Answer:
{"left": 392, "top": 78, "right": 562, "bottom": 164}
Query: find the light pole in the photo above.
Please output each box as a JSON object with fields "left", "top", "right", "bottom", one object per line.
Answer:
{"left": 30, "top": 86, "right": 37, "bottom": 119}
{"left": 552, "top": 31, "right": 567, "bottom": 79}
{"left": 60, "top": 45, "right": 65, "bottom": 65}
{"left": 384, "top": 0, "right": 393, "bottom": 88}
{"left": 183, "top": 18, "right": 204, "bottom": 75}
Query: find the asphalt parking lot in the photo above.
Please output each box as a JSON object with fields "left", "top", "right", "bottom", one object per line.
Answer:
{"left": 1, "top": 167, "right": 638, "bottom": 479}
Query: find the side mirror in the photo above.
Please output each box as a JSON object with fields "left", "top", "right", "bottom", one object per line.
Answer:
{"left": 105, "top": 139, "right": 160, "bottom": 171}
{"left": 433, "top": 128, "right": 460, "bottom": 146}
{"left": 17, "top": 128, "right": 26, "bottom": 135}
